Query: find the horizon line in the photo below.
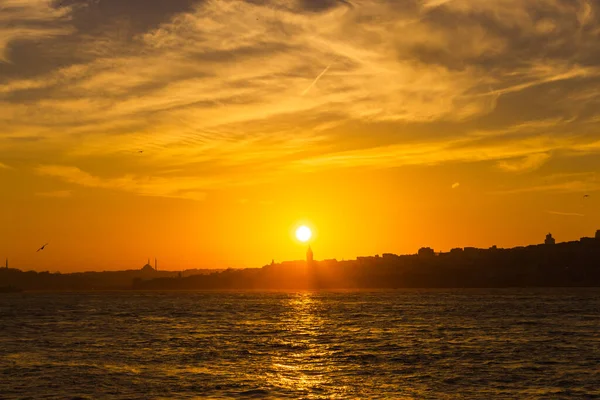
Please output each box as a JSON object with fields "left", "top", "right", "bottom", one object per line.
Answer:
{"left": 4, "top": 230, "right": 599, "bottom": 274}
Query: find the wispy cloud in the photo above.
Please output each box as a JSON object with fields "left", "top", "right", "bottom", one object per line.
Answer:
{"left": 494, "top": 179, "right": 600, "bottom": 195}
{"left": 545, "top": 210, "right": 585, "bottom": 217}
{"left": 293, "top": 134, "right": 561, "bottom": 171}
{"left": 0, "top": 0, "right": 73, "bottom": 62}
{"left": 1, "top": 0, "right": 600, "bottom": 197}
{"left": 35, "top": 190, "right": 72, "bottom": 198}
{"left": 497, "top": 153, "right": 551, "bottom": 173}
{"left": 36, "top": 165, "right": 208, "bottom": 201}
{"left": 452, "top": 182, "right": 460, "bottom": 189}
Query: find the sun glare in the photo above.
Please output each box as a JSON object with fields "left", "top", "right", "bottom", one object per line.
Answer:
{"left": 296, "top": 226, "right": 312, "bottom": 242}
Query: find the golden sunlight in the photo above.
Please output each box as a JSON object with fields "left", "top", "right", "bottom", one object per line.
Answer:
{"left": 295, "top": 226, "right": 312, "bottom": 243}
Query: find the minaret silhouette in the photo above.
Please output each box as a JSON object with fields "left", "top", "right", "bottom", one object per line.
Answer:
{"left": 5, "top": 258, "right": 7, "bottom": 269}
{"left": 155, "top": 258, "right": 157, "bottom": 271}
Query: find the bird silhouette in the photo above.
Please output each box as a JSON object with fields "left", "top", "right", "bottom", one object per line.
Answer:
{"left": 37, "top": 243, "right": 48, "bottom": 252}
{"left": 138, "top": 150, "right": 143, "bottom": 153}
{"left": 583, "top": 194, "right": 590, "bottom": 198}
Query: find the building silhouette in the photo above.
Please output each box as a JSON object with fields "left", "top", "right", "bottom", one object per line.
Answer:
{"left": 141, "top": 258, "right": 156, "bottom": 272}
{"left": 418, "top": 247, "right": 435, "bottom": 257}
{"left": 4, "top": 258, "right": 7, "bottom": 269}
{"left": 4, "top": 228, "right": 600, "bottom": 290}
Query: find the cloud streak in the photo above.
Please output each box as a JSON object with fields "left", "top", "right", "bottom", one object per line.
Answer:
{"left": 493, "top": 178, "right": 600, "bottom": 195}
{"left": 1, "top": 0, "right": 600, "bottom": 197}
{"left": 36, "top": 165, "right": 208, "bottom": 201}
{"left": 0, "top": 0, "right": 73, "bottom": 62}
{"left": 35, "top": 190, "right": 72, "bottom": 198}
{"left": 545, "top": 211, "right": 585, "bottom": 217}
{"left": 497, "top": 153, "right": 551, "bottom": 173}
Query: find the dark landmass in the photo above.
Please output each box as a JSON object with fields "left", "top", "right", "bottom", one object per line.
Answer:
{"left": 0, "top": 285, "right": 22, "bottom": 294}
{"left": 2, "top": 232, "right": 600, "bottom": 291}
{"left": 0, "top": 265, "right": 223, "bottom": 291}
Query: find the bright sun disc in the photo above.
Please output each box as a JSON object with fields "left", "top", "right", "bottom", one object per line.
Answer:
{"left": 296, "top": 226, "right": 312, "bottom": 242}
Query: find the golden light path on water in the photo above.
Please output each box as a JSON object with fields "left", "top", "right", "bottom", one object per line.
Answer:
{"left": 2, "top": 292, "right": 599, "bottom": 398}
{"left": 267, "top": 293, "right": 332, "bottom": 395}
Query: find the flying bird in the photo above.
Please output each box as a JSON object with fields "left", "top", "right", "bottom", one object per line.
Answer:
{"left": 138, "top": 150, "right": 143, "bottom": 153}
{"left": 37, "top": 243, "right": 48, "bottom": 252}
{"left": 583, "top": 194, "right": 590, "bottom": 198}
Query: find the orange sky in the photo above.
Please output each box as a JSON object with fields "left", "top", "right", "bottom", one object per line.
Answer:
{"left": 1, "top": 0, "right": 600, "bottom": 272}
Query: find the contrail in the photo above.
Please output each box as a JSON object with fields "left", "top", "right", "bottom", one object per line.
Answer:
{"left": 302, "top": 64, "right": 331, "bottom": 96}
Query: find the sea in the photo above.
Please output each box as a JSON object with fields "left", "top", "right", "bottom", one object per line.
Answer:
{"left": 0, "top": 289, "right": 599, "bottom": 399}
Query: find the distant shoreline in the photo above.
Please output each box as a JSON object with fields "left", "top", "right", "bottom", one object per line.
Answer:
{"left": 4, "top": 286, "right": 600, "bottom": 293}
{"left": 3, "top": 233, "right": 600, "bottom": 291}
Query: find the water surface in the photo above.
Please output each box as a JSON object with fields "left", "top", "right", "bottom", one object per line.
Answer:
{"left": 1, "top": 289, "right": 599, "bottom": 399}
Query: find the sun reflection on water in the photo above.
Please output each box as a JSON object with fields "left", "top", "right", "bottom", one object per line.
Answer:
{"left": 2, "top": 292, "right": 598, "bottom": 398}
{"left": 266, "top": 292, "right": 337, "bottom": 396}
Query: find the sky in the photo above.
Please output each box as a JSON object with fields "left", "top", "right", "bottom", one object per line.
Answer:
{"left": 2, "top": 0, "right": 600, "bottom": 272}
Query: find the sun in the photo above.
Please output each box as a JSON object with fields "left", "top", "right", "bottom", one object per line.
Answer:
{"left": 295, "top": 225, "right": 312, "bottom": 242}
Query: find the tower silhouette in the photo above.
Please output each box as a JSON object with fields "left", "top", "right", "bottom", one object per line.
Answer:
{"left": 307, "top": 246, "right": 314, "bottom": 263}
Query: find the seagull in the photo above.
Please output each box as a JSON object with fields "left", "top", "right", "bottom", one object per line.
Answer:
{"left": 138, "top": 150, "right": 144, "bottom": 154}
{"left": 37, "top": 243, "right": 48, "bottom": 252}
{"left": 583, "top": 194, "right": 590, "bottom": 198}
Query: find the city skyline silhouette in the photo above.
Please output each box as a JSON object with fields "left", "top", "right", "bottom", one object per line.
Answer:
{"left": 3, "top": 229, "right": 600, "bottom": 291}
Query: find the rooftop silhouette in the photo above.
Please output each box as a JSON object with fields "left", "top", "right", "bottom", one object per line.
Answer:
{"left": 2, "top": 230, "right": 600, "bottom": 291}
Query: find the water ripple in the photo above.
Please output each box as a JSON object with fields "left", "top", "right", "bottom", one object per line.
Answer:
{"left": 0, "top": 289, "right": 599, "bottom": 399}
